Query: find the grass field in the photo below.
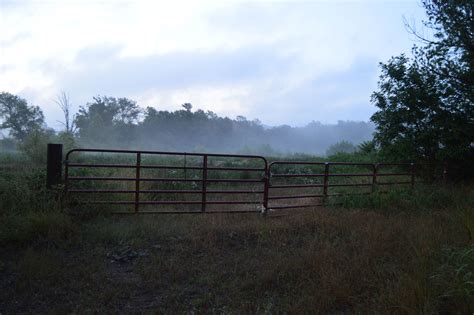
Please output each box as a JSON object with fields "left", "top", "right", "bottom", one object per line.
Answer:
{"left": 0, "top": 152, "right": 473, "bottom": 313}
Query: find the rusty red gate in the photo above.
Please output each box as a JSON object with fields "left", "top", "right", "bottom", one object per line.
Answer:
{"left": 266, "top": 161, "right": 417, "bottom": 212}
{"left": 60, "top": 147, "right": 436, "bottom": 215}
{"left": 65, "top": 148, "right": 269, "bottom": 214}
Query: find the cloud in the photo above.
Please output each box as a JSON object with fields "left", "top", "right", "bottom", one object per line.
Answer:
{"left": 247, "top": 57, "right": 380, "bottom": 125}
{"left": 54, "top": 44, "right": 379, "bottom": 125}
{"left": 62, "top": 43, "right": 296, "bottom": 95}
{"left": 43, "top": 42, "right": 296, "bottom": 121}
{"left": 0, "top": 0, "right": 426, "bottom": 129}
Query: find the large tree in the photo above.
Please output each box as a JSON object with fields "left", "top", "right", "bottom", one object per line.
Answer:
{"left": 371, "top": 0, "right": 473, "bottom": 177}
{"left": 0, "top": 92, "right": 45, "bottom": 141}
{"left": 74, "top": 96, "right": 141, "bottom": 146}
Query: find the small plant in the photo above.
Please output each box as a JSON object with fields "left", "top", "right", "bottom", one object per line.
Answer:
{"left": 430, "top": 244, "right": 474, "bottom": 312}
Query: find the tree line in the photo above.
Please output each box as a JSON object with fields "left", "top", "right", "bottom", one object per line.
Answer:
{"left": 0, "top": 92, "right": 373, "bottom": 158}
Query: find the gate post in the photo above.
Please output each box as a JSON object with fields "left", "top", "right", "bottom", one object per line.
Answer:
{"left": 46, "top": 143, "right": 63, "bottom": 189}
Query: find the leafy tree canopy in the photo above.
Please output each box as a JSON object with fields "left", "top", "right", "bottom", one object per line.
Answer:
{"left": 0, "top": 92, "right": 45, "bottom": 141}
{"left": 371, "top": 0, "right": 473, "bottom": 177}
{"left": 74, "top": 96, "right": 141, "bottom": 146}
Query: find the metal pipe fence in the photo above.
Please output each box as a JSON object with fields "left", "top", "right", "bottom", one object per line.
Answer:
{"left": 62, "top": 148, "right": 440, "bottom": 215}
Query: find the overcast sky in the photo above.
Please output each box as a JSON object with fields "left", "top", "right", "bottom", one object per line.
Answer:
{"left": 0, "top": 0, "right": 426, "bottom": 128}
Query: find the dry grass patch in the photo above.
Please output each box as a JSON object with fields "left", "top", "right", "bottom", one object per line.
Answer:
{"left": 1, "top": 201, "right": 472, "bottom": 313}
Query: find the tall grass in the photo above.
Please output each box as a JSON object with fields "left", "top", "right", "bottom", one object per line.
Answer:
{"left": 0, "top": 153, "right": 75, "bottom": 246}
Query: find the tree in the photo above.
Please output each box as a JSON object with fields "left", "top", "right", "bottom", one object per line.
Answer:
{"left": 371, "top": 55, "right": 445, "bottom": 162}
{"left": 74, "top": 96, "right": 141, "bottom": 146}
{"left": 0, "top": 92, "right": 45, "bottom": 141}
{"left": 408, "top": 1, "right": 473, "bottom": 93}
{"left": 182, "top": 103, "right": 192, "bottom": 112}
{"left": 371, "top": 0, "right": 473, "bottom": 177}
{"left": 55, "top": 91, "right": 76, "bottom": 134}
{"left": 19, "top": 128, "right": 56, "bottom": 163}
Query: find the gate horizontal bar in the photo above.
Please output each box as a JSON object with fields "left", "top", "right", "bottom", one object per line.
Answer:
{"left": 271, "top": 173, "right": 325, "bottom": 178}
{"left": 263, "top": 161, "right": 326, "bottom": 166}
{"left": 206, "top": 178, "right": 263, "bottom": 183}
{"left": 376, "top": 173, "right": 411, "bottom": 176}
{"left": 327, "top": 192, "right": 372, "bottom": 196}
{"left": 79, "top": 200, "right": 261, "bottom": 205}
{"left": 376, "top": 181, "right": 412, "bottom": 185}
{"left": 69, "top": 189, "right": 263, "bottom": 194}
{"left": 270, "top": 184, "right": 324, "bottom": 189}
{"left": 68, "top": 189, "right": 264, "bottom": 194}
{"left": 271, "top": 173, "right": 379, "bottom": 177}
{"left": 269, "top": 204, "right": 324, "bottom": 210}
{"left": 68, "top": 176, "right": 265, "bottom": 183}
{"left": 111, "top": 210, "right": 261, "bottom": 214}
{"left": 269, "top": 161, "right": 375, "bottom": 166}
{"left": 68, "top": 189, "right": 202, "bottom": 194}
{"left": 208, "top": 190, "right": 264, "bottom": 194}
{"left": 207, "top": 167, "right": 265, "bottom": 172}
{"left": 66, "top": 148, "right": 268, "bottom": 161}
{"left": 327, "top": 173, "right": 374, "bottom": 177}
{"left": 268, "top": 194, "right": 324, "bottom": 200}
{"left": 68, "top": 163, "right": 264, "bottom": 172}
{"left": 377, "top": 163, "right": 414, "bottom": 166}
{"left": 68, "top": 176, "right": 203, "bottom": 182}
{"left": 327, "top": 183, "right": 373, "bottom": 187}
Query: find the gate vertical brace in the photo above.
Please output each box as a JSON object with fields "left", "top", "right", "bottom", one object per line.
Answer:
{"left": 184, "top": 153, "right": 187, "bottom": 180}
{"left": 201, "top": 155, "right": 208, "bottom": 212}
{"left": 135, "top": 152, "right": 141, "bottom": 213}
{"left": 410, "top": 163, "right": 416, "bottom": 189}
{"left": 64, "top": 154, "right": 69, "bottom": 195}
{"left": 323, "top": 163, "right": 330, "bottom": 205}
{"left": 372, "top": 163, "right": 378, "bottom": 193}
{"left": 262, "top": 167, "right": 270, "bottom": 215}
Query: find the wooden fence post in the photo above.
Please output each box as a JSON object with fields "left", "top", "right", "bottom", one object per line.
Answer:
{"left": 46, "top": 143, "right": 63, "bottom": 189}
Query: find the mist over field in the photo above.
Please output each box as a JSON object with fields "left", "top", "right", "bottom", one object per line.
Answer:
{"left": 71, "top": 99, "right": 374, "bottom": 155}
{"left": 0, "top": 95, "right": 374, "bottom": 156}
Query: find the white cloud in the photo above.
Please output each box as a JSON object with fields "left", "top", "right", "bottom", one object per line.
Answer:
{"left": 0, "top": 0, "right": 426, "bottom": 128}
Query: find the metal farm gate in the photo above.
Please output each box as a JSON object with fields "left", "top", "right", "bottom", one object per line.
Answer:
{"left": 45, "top": 145, "right": 438, "bottom": 215}
{"left": 64, "top": 148, "right": 269, "bottom": 214}
{"left": 266, "top": 161, "right": 417, "bottom": 211}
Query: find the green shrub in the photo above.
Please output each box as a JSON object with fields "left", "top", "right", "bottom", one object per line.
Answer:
{"left": 18, "top": 129, "right": 55, "bottom": 164}
{"left": 431, "top": 244, "right": 474, "bottom": 312}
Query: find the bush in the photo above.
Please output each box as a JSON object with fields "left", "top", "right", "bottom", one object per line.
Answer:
{"left": 431, "top": 244, "right": 474, "bottom": 312}
{"left": 18, "top": 129, "right": 55, "bottom": 164}
{"left": 326, "top": 140, "right": 357, "bottom": 156}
